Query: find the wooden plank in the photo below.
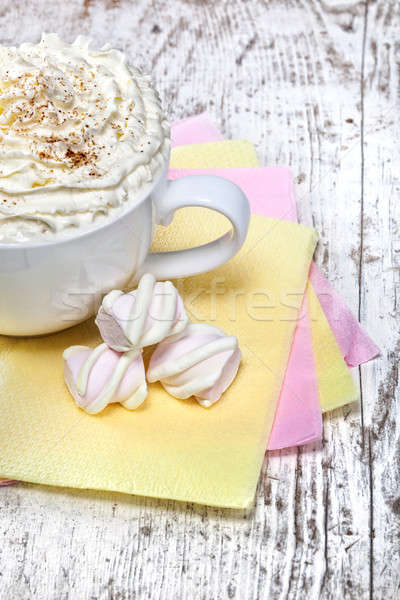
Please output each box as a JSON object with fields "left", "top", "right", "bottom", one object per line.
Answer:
{"left": 361, "top": 1, "right": 400, "bottom": 598}
{"left": 0, "top": 1, "right": 397, "bottom": 598}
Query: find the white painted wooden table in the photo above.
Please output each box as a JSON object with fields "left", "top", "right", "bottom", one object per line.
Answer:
{"left": 0, "top": 1, "right": 398, "bottom": 598}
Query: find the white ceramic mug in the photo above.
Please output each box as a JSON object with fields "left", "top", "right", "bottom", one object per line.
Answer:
{"left": 0, "top": 165, "right": 250, "bottom": 336}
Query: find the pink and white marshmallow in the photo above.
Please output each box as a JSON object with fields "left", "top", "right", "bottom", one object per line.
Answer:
{"left": 147, "top": 323, "right": 241, "bottom": 407}
{"left": 95, "top": 273, "right": 190, "bottom": 352}
{"left": 63, "top": 343, "right": 147, "bottom": 414}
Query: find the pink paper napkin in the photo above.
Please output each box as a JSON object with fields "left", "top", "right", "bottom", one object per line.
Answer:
{"left": 268, "top": 296, "right": 322, "bottom": 448}
{"left": 308, "top": 265, "right": 379, "bottom": 367}
{"left": 169, "top": 166, "right": 297, "bottom": 222}
{"left": 171, "top": 114, "right": 224, "bottom": 147}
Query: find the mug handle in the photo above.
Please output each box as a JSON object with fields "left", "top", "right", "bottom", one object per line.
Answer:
{"left": 136, "top": 175, "right": 250, "bottom": 281}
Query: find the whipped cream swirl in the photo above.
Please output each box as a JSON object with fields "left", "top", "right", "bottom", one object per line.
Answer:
{"left": 0, "top": 34, "right": 169, "bottom": 242}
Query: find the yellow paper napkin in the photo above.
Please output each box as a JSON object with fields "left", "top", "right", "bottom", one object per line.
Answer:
{"left": 170, "top": 140, "right": 259, "bottom": 169}
{"left": 0, "top": 216, "right": 317, "bottom": 508}
{"left": 307, "top": 285, "right": 359, "bottom": 411}
{"left": 170, "top": 139, "right": 358, "bottom": 412}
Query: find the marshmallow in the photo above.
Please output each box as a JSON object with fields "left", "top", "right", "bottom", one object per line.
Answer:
{"left": 147, "top": 323, "right": 241, "bottom": 407}
{"left": 95, "top": 273, "right": 190, "bottom": 352}
{"left": 63, "top": 343, "right": 147, "bottom": 414}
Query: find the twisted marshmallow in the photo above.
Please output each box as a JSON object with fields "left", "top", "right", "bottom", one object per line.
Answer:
{"left": 63, "top": 343, "right": 147, "bottom": 414}
{"left": 147, "top": 323, "right": 241, "bottom": 407}
{"left": 95, "top": 273, "right": 190, "bottom": 352}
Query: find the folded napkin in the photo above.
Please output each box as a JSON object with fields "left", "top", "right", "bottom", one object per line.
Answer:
{"left": 263, "top": 294, "right": 321, "bottom": 449}
{"left": 170, "top": 140, "right": 258, "bottom": 169}
{"left": 307, "top": 284, "right": 359, "bottom": 411}
{"left": 171, "top": 113, "right": 224, "bottom": 146}
{"left": 171, "top": 114, "right": 379, "bottom": 368}
{"left": 308, "top": 264, "right": 379, "bottom": 367}
{"left": 0, "top": 217, "right": 317, "bottom": 508}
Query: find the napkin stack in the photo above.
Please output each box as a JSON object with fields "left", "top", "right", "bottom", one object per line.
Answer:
{"left": 0, "top": 114, "right": 378, "bottom": 508}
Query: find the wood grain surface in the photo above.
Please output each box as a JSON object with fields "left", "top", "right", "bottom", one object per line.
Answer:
{"left": 0, "top": 1, "right": 398, "bottom": 598}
